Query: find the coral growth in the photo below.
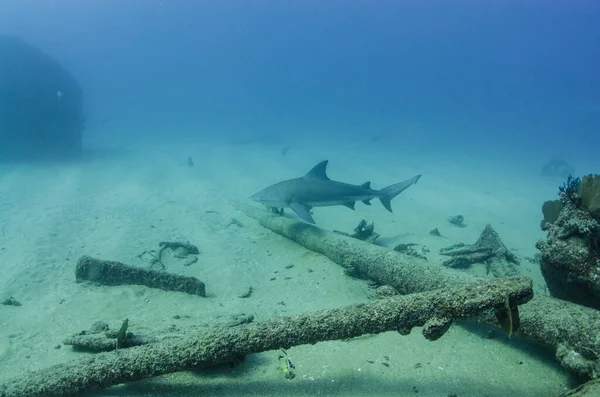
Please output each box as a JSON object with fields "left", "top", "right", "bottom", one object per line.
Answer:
{"left": 559, "top": 175, "right": 582, "bottom": 206}
{"left": 579, "top": 174, "right": 600, "bottom": 219}
{"left": 540, "top": 200, "right": 565, "bottom": 231}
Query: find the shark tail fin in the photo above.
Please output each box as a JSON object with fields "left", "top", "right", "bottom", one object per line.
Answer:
{"left": 378, "top": 174, "right": 422, "bottom": 212}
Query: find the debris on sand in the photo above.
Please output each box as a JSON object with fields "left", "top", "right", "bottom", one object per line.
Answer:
{"left": 440, "top": 224, "right": 519, "bottom": 277}
{"left": 76, "top": 256, "right": 206, "bottom": 297}
{"left": 334, "top": 219, "right": 380, "bottom": 244}
{"left": 447, "top": 215, "right": 467, "bottom": 228}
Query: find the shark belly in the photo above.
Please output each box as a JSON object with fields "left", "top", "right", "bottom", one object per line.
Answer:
{"left": 303, "top": 197, "right": 370, "bottom": 207}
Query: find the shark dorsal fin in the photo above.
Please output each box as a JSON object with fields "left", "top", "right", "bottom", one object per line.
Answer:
{"left": 361, "top": 181, "right": 371, "bottom": 189}
{"left": 305, "top": 160, "right": 330, "bottom": 180}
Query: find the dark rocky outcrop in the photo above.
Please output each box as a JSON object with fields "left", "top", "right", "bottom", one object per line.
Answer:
{"left": 537, "top": 203, "right": 600, "bottom": 309}
{"left": 0, "top": 35, "right": 84, "bottom": 161}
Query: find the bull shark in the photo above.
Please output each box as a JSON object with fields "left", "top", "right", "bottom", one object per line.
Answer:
{"left": 250, "top": 160, "right": 421, "bottom": 224}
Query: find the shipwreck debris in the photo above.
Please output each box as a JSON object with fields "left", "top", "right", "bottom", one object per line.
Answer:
{"left": 393, "top": 243, "right": 429, "bottom": 260}
{"left": 334, "top": 219, "right": 379, "bottom": 243}
{"left": 63, "top": 319, "right": 151, "bottom": 352}
{"left": 0, "top": 277, "right": 532, "bottom": 397}
{"left": 76, "top": 256, "right": 206, "bottom": 297}
{"left": 439, "top": 224, "right": 519, "bottom": 277}
{"left": 237, "top": 203, "right": 600, "bottom": 379}
{"left": 138, "top": 241, "right": 200, "bottom": 270}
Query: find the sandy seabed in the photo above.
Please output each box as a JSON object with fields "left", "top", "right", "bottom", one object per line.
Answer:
{"left": 0, "top": 138, "right": 577, "bottom": 396}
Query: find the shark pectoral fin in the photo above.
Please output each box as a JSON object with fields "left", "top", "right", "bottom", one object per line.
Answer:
{"left": 343, "top": 202, "right": 356, "bottom": 210}
{"left": 290, "top": 203, "right": 316, "bottom": 224}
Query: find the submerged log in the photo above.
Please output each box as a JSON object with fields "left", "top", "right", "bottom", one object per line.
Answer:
{"left": 0, "top": 277, "right": 532, "bottom": 397}
{"left": 238, "top": 204, "right": 600, "bottom": 379}
{"left": 75, "top": 256, "right": 206, "bottom": 297}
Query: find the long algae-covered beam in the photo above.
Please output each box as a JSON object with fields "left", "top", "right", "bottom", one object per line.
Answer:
{"left": 76, "top": 255, "right": 206, "bottom": 297}
{"left": 0, "top": 277, "right": 531, "bottom": 397}
{"left": 239, "top": 204, "right": 600, "bottom": 379}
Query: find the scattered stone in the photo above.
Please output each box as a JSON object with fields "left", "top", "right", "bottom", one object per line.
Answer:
{"left": 447, "top": 215, "right": 467, "bottom": 228}
{"left": 1, "top": 297, "right": 21, "bottom": 306}
{"left": 440, "top": 224, "right": 519, "bottom": 277}
{"left": 429, "top": 227, "right": 442, "bottom": 237}
{"left": 238, "top": 286, "right": 254, "bottom": 298}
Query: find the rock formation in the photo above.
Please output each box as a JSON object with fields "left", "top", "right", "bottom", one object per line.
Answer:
{"left": 0, "top": 35, "right": 84, "bottom": 161}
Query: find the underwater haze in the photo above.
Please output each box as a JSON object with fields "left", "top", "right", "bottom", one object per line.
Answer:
{"left": 2, "top": 0, "right": 599, "bottom": 157}
{"left": 1, "top": 1, "right": 600, "bottom": 397}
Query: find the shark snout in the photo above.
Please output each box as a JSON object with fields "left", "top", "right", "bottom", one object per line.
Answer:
{"left": 250, "top": 192, "right": 261, "bottom": 202}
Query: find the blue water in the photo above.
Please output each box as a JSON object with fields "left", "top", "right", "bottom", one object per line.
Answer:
{"left": 1, "top": 1, "right": 599, "bottom": 396}
{"left": 2, "top": 0, "right": 598, "bottom": 160}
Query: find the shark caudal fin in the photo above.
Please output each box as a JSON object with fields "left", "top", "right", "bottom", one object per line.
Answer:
{"left": 378, "top": 174, "right": 422, "bottom": 212}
